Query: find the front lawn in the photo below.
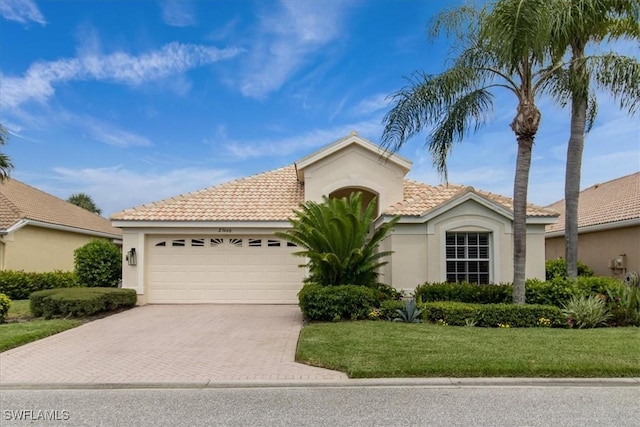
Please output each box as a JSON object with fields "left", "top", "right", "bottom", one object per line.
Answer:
{"left": 1, "top": 299, "right": 81, "bottom": 352}
{"left": 296, "top": 322, "right": 640, "bottom": 378}
{"left": 0, "top": 319, "right": 82, "bottom": 352}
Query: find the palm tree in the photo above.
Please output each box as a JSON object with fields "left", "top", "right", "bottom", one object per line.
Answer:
{"left": 382, "top": 0, "right": 560, "bottom": 303}
{"left": 547, "top": 0, "right": 640, "bottom": 278}
{"left": 0, "top": 123, "right": 13, "bottom": 182}
{"left": 67, "top": 193, "right": 102, "bottom": 215}
{"left": 276, "top": 192, "right": 399, "bottom": 287}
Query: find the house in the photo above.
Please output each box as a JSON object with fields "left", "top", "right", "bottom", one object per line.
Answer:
{"left": 0, "top": 178, "right": 122, "bottom": 272}
{"left": 111, "top": 133, "right": 558, "bottom": 304}
{"left": 545, "top": 172, "right": 640, "bottom": 277}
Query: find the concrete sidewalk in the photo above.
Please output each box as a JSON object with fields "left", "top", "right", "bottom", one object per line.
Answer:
{"left": 0, "top": 305, "right": 347, "bottom": 385}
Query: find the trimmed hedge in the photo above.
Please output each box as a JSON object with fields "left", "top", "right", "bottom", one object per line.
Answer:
{"left": 414, "top": 277, "right": 625, "bottom": 308}
{"left": 30, "top": 288, "right": 136, "bottom": 319}
{"left": 415, "top": 282, "right": 512, "bottom": 304}
{"left": 298, "top": 283, "right": 385, "bottom": 321}
{"left": 0, "top": 270, "right": 80, "bottom": 300}
{"left": 0, "top": 293, "right": 11, "bottom": 323}
{"left": 422, "top": 301, "right": 566, "bottom": 328}
{"left": 74, "top": 239, "right": 122, "bottom": 287}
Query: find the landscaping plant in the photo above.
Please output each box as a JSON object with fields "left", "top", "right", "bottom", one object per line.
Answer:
{"left": 0, "top": 293, "right": 11, "bottom": 323}
{"left": 74, "top": 239, "right": 122, "bottom": 287}
{"left": 392, "top": 299, "right": 423, "bottom": 323}
{"left": 562, "top": 294, "right": 611, "bottom": 328}
{"left": 278, "top": 192, "right": 398, "bottom": 287}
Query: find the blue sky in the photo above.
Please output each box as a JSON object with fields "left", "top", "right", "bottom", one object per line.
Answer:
{"left": 1, "top": 0, "right": 638, "bottom": 217}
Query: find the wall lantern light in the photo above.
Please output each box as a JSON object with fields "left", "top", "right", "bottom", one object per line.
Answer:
{"left": 126, "top": 248, "right": 137, "bottom": 266}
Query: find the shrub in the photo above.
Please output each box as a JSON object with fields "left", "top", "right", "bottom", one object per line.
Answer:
{"left": 562, "top": 295, "right": 612, "bottom": 328}
{"left": 276, "top": 193, "right": 399, "bottom": 287}
{"left": 0, "top": 270, "right": 80, "bottom": 300}
{"left": 0, "top": 293, "right": 11, "bottom": 323}
{"left": 525, "top": 278, "right": 575, "bottom": 307}
{"left": 606, "top": 282, "right": 640, "bottom": 326}
{"left": 30, "top": 287, "right": 136, "bottom": 319}
{"left": 545, "top": 258, "right": 594, "bottom": 280}
{"left": 379, "top": 299, "right": 405, "bottom": 319}
{"left": 74, "top": 239, "right": 122, "bottom": 287}
{"left": 415, "top": 282, "right": 512, "bottom": 304}
{"left": 298, "top": 283, "right": 385, "bottom": 321}
{"left": 392, "top": 299, "right": 423, "bottom": 323}
{"left": 422, "top": 301, "right": 566, "bottom": 328}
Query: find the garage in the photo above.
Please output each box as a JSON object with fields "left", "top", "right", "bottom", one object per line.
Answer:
{"left": 146, "top": 235, "right": 305, "bottom": 303}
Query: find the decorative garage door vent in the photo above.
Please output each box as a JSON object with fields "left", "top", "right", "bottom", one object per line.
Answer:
{"left": 153, "top": 238, "right": 296, "bottom": 248}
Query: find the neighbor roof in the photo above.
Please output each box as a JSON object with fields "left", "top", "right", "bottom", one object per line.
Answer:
{"left": 0, "top": 178, "right": 122, "bottom": 238}
{"left": 545, "top": 171, "right": 640, "bottom": 234}
{"left": 110, "top": 165, "right": 556, "bottom": 222}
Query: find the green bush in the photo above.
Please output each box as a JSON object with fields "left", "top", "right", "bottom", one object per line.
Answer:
{"left": 0, "top": 293, "right": 11, "bottom": 323}
{"left": 545, "top": 258, "right": 594, "bottom": 280}
{"left": 562, "top": 295, "right": 611, "bottom": 328}
{"left": 30, "top": 287, "right": 136, "bottom": 319}
{"left": 74, "top": 239, "right": 122, "bottom": 287}
{"left": 379, "top": 299, "right": 405, "bottom": 319}
{"left": 298, "top": 283, "right": 386, "bottom": 321}
{"left": 415, "top": 282, "right": 512, "bottom": 304}
{"left": 0, "top": 270, "right": 80, "bottom": 300}
{"left": 422, "top": 301, "right": 566, "bottom": 328}
{"left": 606, "top": 282, "right": 640, "bottom": 326}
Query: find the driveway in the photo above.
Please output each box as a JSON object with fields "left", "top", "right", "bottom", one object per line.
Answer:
{"left": 0, "top": 305, "right": 347, "bottom": 385}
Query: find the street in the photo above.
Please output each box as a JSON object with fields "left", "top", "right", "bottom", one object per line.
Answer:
{"left": 2, "top": 384, "right": 639, "bottom": 426}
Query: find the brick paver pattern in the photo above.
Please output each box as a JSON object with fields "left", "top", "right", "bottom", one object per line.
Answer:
{"left": 0, "top": 305, "right": 347, "bottom": 384}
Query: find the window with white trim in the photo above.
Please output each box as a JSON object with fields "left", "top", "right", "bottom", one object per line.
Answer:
{"left": 445, "top": 232, "right": 490, "bottom": 284}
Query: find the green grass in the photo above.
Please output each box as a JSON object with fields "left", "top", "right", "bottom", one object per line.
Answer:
{"left": 1, "top": 299, "right": 82, "bottom": 352}
{"left": 296, "top": 321, "right": 640, "bottom": 378}
{"left": 6, "top": 299, "right": 31, "bottom": 321}
{"left": 0, "top": 319, "right": 82, "bottom": 352}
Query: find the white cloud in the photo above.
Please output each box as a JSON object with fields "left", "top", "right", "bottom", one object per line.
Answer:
{"left": 1, "top": 42, "right": 244, "bottom": 109}
{"left": 161, "top": 0, "right": 196, "bottom": 27}
{"left": 238, "top": 1, "right": 352, "bottom": 98}
{"left": 223, "top": 118, "right": 383, "bottom": 160}
{"left": 349, "top": 93, "right": 392, "bottom": 117}
{"left": 33, "top": 166, "right": 238, "bottom": 217}
{"left": 82, "top": 117, "right": 151, "bottom": 148}
{"left": 0, "top": 0, "right": 45, "bottom": 25}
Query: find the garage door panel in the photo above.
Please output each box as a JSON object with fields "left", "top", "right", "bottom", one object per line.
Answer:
{"left": 147, "top": 235, "right": 305, "bottom": 303}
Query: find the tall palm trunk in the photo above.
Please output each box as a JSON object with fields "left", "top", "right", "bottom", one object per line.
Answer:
{"left": 511, "top": 100, "right": 541, "bottom": 304}
{"left": 565, "top": 42, "right": 588, "bottom": 279}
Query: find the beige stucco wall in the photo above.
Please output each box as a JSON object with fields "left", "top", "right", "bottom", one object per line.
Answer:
{"left": 0, "top": 225, "right": 113, "bottom": 272}
{"left": 382, "top": 199, "right": 548, "bottom": 292}
{"left": 302, "top": 145, "right": 406, "bottom": 210}
{"left": 546, "top": 225, "right": 640, "bottom": 277}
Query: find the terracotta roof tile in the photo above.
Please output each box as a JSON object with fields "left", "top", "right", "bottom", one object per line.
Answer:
{"left": 0, "top": 178, "right": 122, "bottom": 237}
{"left": 385, "top": 179, "right": 556, "bottom": 217}
{"left": 111, "top": 164, "right": 555, "bottom": 222}
{"left": 545, "top": 172, "right": 640, "bottom": 233}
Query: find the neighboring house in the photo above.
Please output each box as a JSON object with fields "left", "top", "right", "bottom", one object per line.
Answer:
{"left": 0, "top": 178, "right": 122, "bottom": 272}
{"left": 545, "top": 172, "right": 640, "bottom": 277}
{"left": 111, "top": 133, "right": 557, "bottom": 304}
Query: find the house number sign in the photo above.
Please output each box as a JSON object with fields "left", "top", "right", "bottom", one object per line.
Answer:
{"left": 218, "top": 228, "right": 232, "bottom": 233}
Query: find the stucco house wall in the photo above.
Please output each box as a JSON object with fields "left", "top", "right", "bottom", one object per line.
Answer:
{"left": 546, "top": 225, "right": 640, "bottom": 277}
{"left": 1, "top": 225, "right": 115, "bottom": 272}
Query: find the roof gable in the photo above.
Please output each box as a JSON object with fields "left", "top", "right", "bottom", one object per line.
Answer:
{"left": 294, "top": 132, "right": 412, "bottom": 182}
{"left": 546, "top": 171, "right": 640, "bottom": 233}
{"left": 0, "top": 178, "right": 122, "bottom": 237}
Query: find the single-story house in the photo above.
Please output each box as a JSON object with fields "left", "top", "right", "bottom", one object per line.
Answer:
{"left": 111, "top": 133, "right": 557, "bottom": 304}
{"left": 0, "top": 178, "right": 122, "bottom": 272}
{"left": 545, "top": 171, "right": 639, "bottom": 277}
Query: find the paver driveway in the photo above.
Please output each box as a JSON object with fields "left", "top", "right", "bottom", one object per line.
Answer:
{"left": 0, "top": 305, "right": 347, "bottom": 385}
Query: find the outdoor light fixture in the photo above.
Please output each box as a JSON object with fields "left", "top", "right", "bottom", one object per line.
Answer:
{"left": 126, "top": 248, "right": 137, "bottom": 266}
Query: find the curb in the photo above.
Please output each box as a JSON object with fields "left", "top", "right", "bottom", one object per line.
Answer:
{"left": 2, "top": 377, "right": 639, "bottom": 390}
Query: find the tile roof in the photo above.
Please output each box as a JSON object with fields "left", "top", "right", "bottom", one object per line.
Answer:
{"left": 385, "top": 180, "right": 557, "bottom": 217}
{"left": 545, "top": 171, "right": 640, "bottom": 233}
{"left": 0, "top": 178, "right": 122, "bottom": 237}
{"left": 111, "top": 164, "right": 556, "bottom": 222}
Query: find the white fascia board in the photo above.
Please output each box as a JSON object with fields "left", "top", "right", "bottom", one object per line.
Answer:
{"left": 112, "top": 220, "right": 292, "bottom": 230}
{"left": 4, "top": 219, "right": 122, "bottom": 241}
{"left": 545, "top": 218, "right": 640, "bottom": 238}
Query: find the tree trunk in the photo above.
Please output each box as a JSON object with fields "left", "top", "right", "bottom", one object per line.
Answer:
{"left": 510, "top": 101, "right": 541, "bottom": 304}
{"left": 564, "top": 98, "right": 586, "bottom": 279}
{"left": 565, "top": 42, "right": 588, "bottom": 279}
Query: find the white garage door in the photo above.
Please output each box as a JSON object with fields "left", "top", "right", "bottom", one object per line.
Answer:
{"left": 146, "top": 235, "right": 305, "bottom": 303}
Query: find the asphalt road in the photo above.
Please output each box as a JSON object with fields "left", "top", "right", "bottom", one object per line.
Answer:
{"left": 2, "top": 385, "right": 639, "bottom": 426}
